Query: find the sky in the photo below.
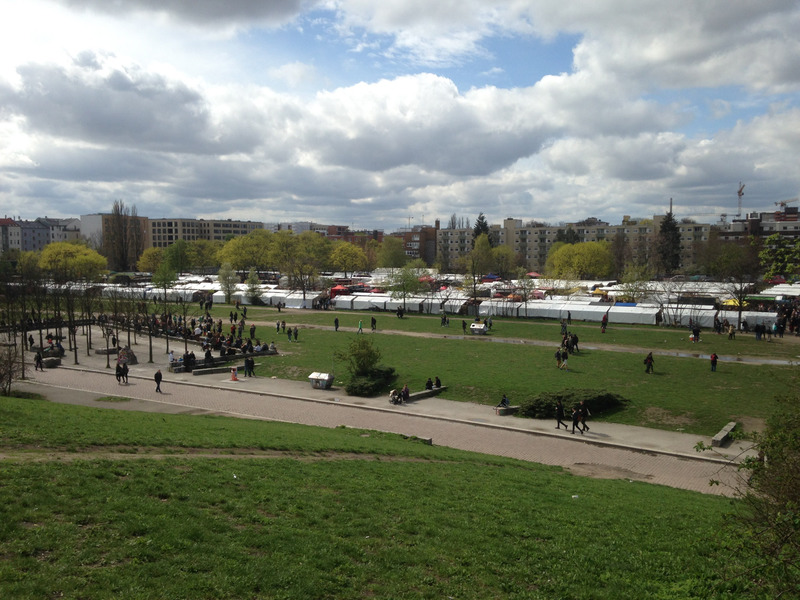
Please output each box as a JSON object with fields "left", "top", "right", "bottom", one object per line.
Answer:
{"left": 1, "top": 0, "right": 799, "bottom": 233}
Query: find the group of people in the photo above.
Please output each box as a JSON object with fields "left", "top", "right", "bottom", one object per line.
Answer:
{"left": 554, "top": 399, "right": 591, "bottom": 435}
{"left": 115, "top": 361, "right": 130, "bottom": 384}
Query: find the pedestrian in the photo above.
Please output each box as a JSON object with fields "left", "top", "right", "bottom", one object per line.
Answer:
{"left": 601, "top": 313, "right": 608, "bottom": 333}
{"left": 34, "top": 351, "right": 44, "bottom": 371}
{"left": 111, "top": 335, "right": 117, "bottom": 348}
{"left": 371, "top": 316, "right": 376, "bottom": 332}
{"left": 560, "top": 348, "right": 569, "bottom": 371}
{"left": 287, "top": 328, "right": 293, "bottom": 343}
{"left": 154, "top": 369, "right": 163, "bottom": 393}
{"left": 357, "top": 319, "right": 363, "bottom": 334}
{"left": 555, "top": 399, "right": 569, "bottom": 430}
{"left": 28, "top": 334, "right": 34, "bottom": 349}
{"left": 276, "top": 320, "right": 280, "bottom": 333}
{"left": 250, "top": 323, "right": 256, "bottom": 339}
{"left": 571, "top": 407, "right": 583, "bottom": 435}
{"left": 122, "top": 362, "right": 129, "bottom": 384}
{"left": 579, "top": 400, "right": 590, "bottom": 432}
{"left": 462, "top": 320, "right": 467, "bottom": 334}
{"left": 554, "top": 348, "right": 562, "bottom": 369}
{"left": 644, "top": 352, "right": 654, "bottom": 374}
{"left": 293, "top": 326, "right": 298, "bottom": 342}
{"left": 115, "top": 363, "right": 123, "bottom": 384}
{"left": 281, "top": 320, "right": 286, "bottom": 333}
{"left": 334, "top": 317, "right": 339, "bottom": 331}
{"left": 710, "top": 352, "right": 718, "bottom": 372}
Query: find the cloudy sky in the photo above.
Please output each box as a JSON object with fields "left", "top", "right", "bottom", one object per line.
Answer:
{"left": 1, "top": 1, "right": 799, "bottom": 232}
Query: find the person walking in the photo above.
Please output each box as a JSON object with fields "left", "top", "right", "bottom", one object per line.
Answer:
{"left": 34, "top": 351, "right": 44, "bottom": 372}
{"left": 555, "top": 348, "right": 562, "bottom": 369}
{"left": 122, "top": 362, "right": 129, "bottom": 384}
{"left": 559, "top": 348, "right": 569, "bottom": 371}
{"left": 154, "top": 369, "right": 163, "bottom": 393}
{"left": 371, "top": 316, "right": 376, "bottom": 332}
{"left": 644, "top": 352, "right": 654, "bottom": 374}
{"left": 571, "top": 407, "right": 583, "bottom": 435}
{"left": 579, "top": 400, "right": 590, "bottom": 432}
{"left": 710, "top": 352, "right": 718, "bottom": 372}
{"left": 115, "top": 363, "right": 123, "bottom": 384}
{"left": 334, "top": 317, "right": 339, "bottom": 332}
{"left": 555, "top": 399, "right": 569, "bottom": 430}
{"left": 357, "top": 319, "right": 363, "bottom": 334}
{"left": 293, "top": 326, "right": 298, "bottom": 342}
{"left": 287, "top": 328, "right": 293, "bottom": 343}
{"left": 462, "top": 320, "right": 467, "bottom": 334}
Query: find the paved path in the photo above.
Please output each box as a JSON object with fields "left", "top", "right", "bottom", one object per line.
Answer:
{"left": 16, "top": 329, "right": 753, "bottom": 497}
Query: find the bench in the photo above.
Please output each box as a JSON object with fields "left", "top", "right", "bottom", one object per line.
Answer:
{"left": 192, "top": 363, "right": 259, "bottom": 376}
{"left": 711, "top": 421, "right": 737, "bottom": 447}
{"left": 405, "top": 386, "right": 448, "bottom": 402}
{"left": 42, "top": 357, "right": 62, "bottom": 369}
{"left": 494, "top": 405, "right": 520, "bottom": 416}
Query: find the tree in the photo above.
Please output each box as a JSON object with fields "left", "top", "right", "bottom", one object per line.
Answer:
{"left": 217, "top": 230, "right": 274, "bottom": 271}
{"left": 377, "top": 237, "right": 407, "bottom": 271}
{"left": 492, "top": 245, "right": 517, "bottom": 281}
{"left": 555, "top": 227, "right": 580, "bottom": 244}
{"left": 546, "top": 241, "right": 613, "bottom": 279}
{"left": 104, "top": 200, "right": 145, "bottom": 272}
{"left": 617, "top": 263, "right": 654, "bottom": 303}
{"left": 473, "top": 213, "right": 491, "bottom": 247}
{"left": 335, "top": 336, "right": 382, "bottom": 378}
{"left": 39, "top": 242, "right": 107, "bottom": 284}
{"left": 702, "top": 234, "right": 761, "bottom": 326}
{"left": 713, "top": 395, "right": 800, "bottom": 596}
{"left": 163, "top": 239, "right": 191, "bottom": 275}
{"left": 463, "top": 234, "right": 494, "bottom": 300}
{"left": 137, "top": 247, "right": 163, "bottom": 273}
{"left": 216, "top": 262, "right": 239, "bottom": 304}
{"left": 656, "top": 211, "right": 681, "bottom": 275}
{"left": 610, "top": 231, "right": 632, "bottom": 278}
{"left": 330, "top": 242, "right": 367, "bottom": 278}
{"left": 246, "top": 268, "right": 262, "bottom": 304}
{"left": 386, "top": 259, "right": 428, "bottom": 311}
{"left": 759, "top": 233, "right": 799, "bottom": 279}
{"left": 188, "top": 239, "right": 223, "bottom": 273}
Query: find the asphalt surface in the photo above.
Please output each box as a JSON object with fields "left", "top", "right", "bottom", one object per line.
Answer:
{"left": 15, "top": 327, "right": 755, "bottom": 497}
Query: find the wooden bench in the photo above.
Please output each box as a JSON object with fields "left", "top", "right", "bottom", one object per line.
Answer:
{"left": 711, "top": 421, "right": 737, "bottom": 447}
{"left": 494, "top": 405, "right": 520, "bottom": 416}
{"left": 192, "top": 364, "right": 247, "bottom": 376}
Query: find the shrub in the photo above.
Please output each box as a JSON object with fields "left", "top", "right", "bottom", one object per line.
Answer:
{"left": 345, "top": 365, "right": 396, "bottom": 396}
{"left": 518, "top": 389, "right": 629, "bottom": 419}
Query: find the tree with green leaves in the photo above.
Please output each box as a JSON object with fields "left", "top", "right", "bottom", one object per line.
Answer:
{"left": 217, "top": 230, "right": 274, "bottom": 271}
{"left": 163, "top": 239, "right": 191, "bottom": 275}
{"left": 492, "top": 244, "right": 517, "bottom": 281}
{"left": 188, "top": 239, "right": 223, "bottom": 273}
{"left": 386, "top": 259, "right": 428, "bottom": 311}
{"left": 617, "top": 263, "right": 654, "bottom": 303}
{"left": 656, "top": 211, "right": 681, "bottom": 275}
{"left": 463, "top": 233, "right": 494, "bottom": 300}
{"left": 758, "top": 233, "right": 799, "bottom": 280}
{"left": 546, "top": 241, "right": 613, "bottom": 280}
{"left": 137, "top": 247, "right": 163, "bottom": 274}
{"left": 330, "top": 241, "right": 367, "bottom": 278}
{"left": 555, "top": 227, "right": 580, "bottom": 244}
{"left": 246, "top": 268, "right": 262, "bottom": 304}
{"left": 377, "top": 236, "right": 408, "bottom": 271}
{"left": 216, "top": 262, "right": 239, "bottom": 304}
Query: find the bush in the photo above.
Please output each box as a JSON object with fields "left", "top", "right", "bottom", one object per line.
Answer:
{"left": 345, "top": 365, "right": 396, "bottom": 396}
{"left": 518, "top": 389, "right": 629, "bottom": 419}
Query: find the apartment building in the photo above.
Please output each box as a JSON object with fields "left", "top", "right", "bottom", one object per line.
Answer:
{"left": 0, "top": 218, "right": 22, "bottom": 253}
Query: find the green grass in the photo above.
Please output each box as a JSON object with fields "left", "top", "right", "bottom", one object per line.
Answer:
{"left": 0, "top": 396, "right": 741, "bottom": 599}
{"left": 247, "top": 326, "right": 794, "bottom": 436}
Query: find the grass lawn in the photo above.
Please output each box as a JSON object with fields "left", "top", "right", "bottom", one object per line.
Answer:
{"left": 0, "top": 396, "right": 741, "bottom": 599}
{"left": 222, "top": 321, "right": 795, "bottom": 436}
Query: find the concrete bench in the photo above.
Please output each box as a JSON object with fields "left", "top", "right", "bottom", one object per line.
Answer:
{"left": 406, "top": 386, "right": 448, "bottom": 402}
{"left": 42, "top": 357, "right": 62, "bottom": 368}
{"left": 192, "top": 364, "right": 249, "bottom": 376}
{"left": 711, "top": 421, "right": 737, "bottom": 447}
{"left": 494, "top": 405, "right": 520, "bottom": 416}
{"left": 95, "top": 347, "right": 119, "bottom": 355}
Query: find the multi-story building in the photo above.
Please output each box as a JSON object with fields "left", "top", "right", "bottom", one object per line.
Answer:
{"left": 438, "top": 214, "right": 711, "bottom": 273}
{"left": 389, "top": 222, "right": 440, "bottom": 265}
{"left": 0, "top": 218, "right": 22, "bottom": 253}
{"left": 148, "top": 218, "right": 262, "bottom": 248}
{"left": 18, "top": 217, "right": 79, "bottom": 251}
{"left": 717, "top": 205, "right": 800, "bottom": 242}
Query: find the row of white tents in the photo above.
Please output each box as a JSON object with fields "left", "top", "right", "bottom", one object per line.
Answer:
{"left": 96, "top": 274, "right": 789, "bottom": 328}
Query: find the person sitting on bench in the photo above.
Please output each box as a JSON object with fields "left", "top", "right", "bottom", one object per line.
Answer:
{"left": 497, "top": 394, "right": 510, "bottom": 408}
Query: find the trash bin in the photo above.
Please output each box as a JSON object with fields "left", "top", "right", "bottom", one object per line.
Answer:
{"left": 308, "top": 372, "right": 334, "bottom": 389}
{"left": 469, "top": 322, "right": 488, "bottom": 335}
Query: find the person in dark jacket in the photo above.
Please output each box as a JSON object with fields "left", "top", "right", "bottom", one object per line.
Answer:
{"left": 555, "top": 399, "right": 569, "bottom": 430}
{"left": 154, "top": 369, "right": 163, "bottom": 393}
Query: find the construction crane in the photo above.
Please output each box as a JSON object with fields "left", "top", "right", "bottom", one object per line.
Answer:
{"left": 736, "top": 182, "right": 745, "bottom": 217}
{"left": 774, "top": 198, "right": 799, "bottom": 209}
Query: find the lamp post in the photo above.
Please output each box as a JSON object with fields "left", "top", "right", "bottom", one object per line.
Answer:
{"left": 105, "top": 325, "right": 110, "bottom": 369}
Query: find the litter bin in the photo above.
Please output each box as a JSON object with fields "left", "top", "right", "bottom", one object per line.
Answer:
{"left": 308, "top": 372, "right": 334, "bottom": 389}
{"left": 469, "top": 322, "right": 488, "bottom": 335}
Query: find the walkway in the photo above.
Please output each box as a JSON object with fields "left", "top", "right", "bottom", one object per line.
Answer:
{"left": 16, "top": 327, "right": 753, "bottom": 497}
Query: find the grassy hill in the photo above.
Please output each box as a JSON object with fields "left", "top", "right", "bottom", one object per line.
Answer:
{"left": 0, "top": 395, "right": 744, "bottom": 599}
